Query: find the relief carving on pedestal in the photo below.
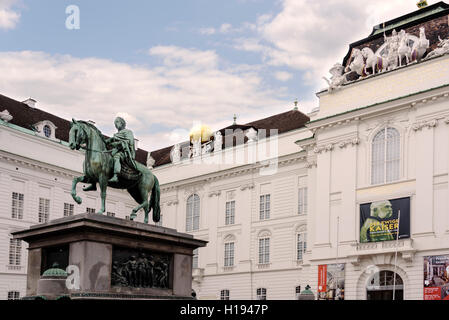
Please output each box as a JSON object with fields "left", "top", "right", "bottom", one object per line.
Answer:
{"left": 111, "top": 248, "right": 170, "bottom": 289}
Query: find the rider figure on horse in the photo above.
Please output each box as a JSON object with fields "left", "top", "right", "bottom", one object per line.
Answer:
{"left": 106, "top": 117, "right": 138, "bottom": 183}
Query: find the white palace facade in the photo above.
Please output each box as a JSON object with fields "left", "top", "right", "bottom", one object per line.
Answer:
{"left": 1, "top": 2, "right": 449, "bottom": 300}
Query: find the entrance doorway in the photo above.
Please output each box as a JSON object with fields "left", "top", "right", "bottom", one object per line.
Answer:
{"left": 366, "top": 271, "right": 404, "bottom": 301}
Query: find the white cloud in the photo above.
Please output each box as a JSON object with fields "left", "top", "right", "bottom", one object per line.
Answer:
{"left": 236, "top": 0, "right": 422, "bottom": 89}
{"left": 225, "top": 0, "right": 426, "bottom": 113}
{"left": 0, "top": 0, "right": 21, "bottom": 30}
{"left": 274, "top": 71, "right": 293, "bottom": 82}
{"left": 220, "top": 23, "right": 232, "bottom": 34}
{"left": 199, "top": 27, "right": 216, "bottom": 35}
{"left": 0, "top": 49, "right": 285, "bottom": 151}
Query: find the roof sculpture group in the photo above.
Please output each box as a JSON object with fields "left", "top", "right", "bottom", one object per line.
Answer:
{"left": 323, "top": 27, "right": 449, "bottom": 92}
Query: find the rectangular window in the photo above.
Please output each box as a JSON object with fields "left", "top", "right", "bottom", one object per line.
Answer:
{"left": 38, "top": 198, "right": 50, "bottom": 223}
{"left": 297, "top": 233, "right": 307, "bottom": 261}
{"left": 86, "top": 207, "right": 96, "bottom": 214}
{"left": 107, "top": 212, "right": 115, "bottom": 217}
{"left": 298, "top": 187, "right": 308, "bottom": 215}
{"left": 257, "top": 288, "right": 267, "bottom": 300}
{"left": 259, "top": 195, "right": 270, "bottom": 220}
{"left": 192, "top": 249, "right": 199, "bottom": 269}
{"left": 187, "top": 195, "right": 200, "bottom": 232}
{"left": 258, "top": 238, "right": 270, "bottom": 264}
{"left": 64, "top": 203, "right": 74, "bottom": 217}
{"left": 11, "top": 192, "right": 24, "bottom": 219}
{"left": 296, "top": 286, "right": 301, "bottom": 299}
{"left": 9, "top": 239, "right": 21, "bottom": 266}
{"left": 225, "top": 201, "right": 235, "bottom": 225}
{"left": 7, "top": 291, "right": 20, "bottom": 300}
{"left": 220, "top": 290, "right": 230, "bottom": 300}
{"left": 224, "top": 242, "right": 235, "bottom": 267}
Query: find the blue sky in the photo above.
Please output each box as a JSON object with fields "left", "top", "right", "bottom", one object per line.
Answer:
{"left": 0, "top": 0, "right": 426, "bottom": 150}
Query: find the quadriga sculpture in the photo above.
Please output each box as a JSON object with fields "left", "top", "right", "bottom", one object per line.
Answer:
{"left": 397, "top": 30, "right": 412, "bottom": 67}
{"left": 345, "top": 48, "right": 366, "bottom": 76}
{"left": 68, "top": 118, "right": 160, "bottom": 224}
{"left": 361, "top": 48, "right": 388, "bottom": 75}
{"left": 411, "top": 27, "right": 430, "bottom": 62}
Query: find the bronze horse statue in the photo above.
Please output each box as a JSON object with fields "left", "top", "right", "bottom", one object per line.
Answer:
{"left": 68, "top": 119, "right": 160, "bottom": 224}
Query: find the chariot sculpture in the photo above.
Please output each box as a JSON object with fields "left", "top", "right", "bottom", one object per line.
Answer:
{"left": 324, "top": 27, "right": 439, "bottom": 92}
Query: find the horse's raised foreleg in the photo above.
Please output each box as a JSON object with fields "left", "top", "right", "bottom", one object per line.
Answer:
{"left": 97, "top": 175, "right": 108, "bottom": 215}
{"left": 71, "top": 175, "right": 87, "bottom": 205}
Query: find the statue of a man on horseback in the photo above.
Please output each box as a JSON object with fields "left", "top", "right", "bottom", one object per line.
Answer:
{"left": 107, "top": 117, "right": 138, "bottom": 183}
{"left": 68, "top": 118, "right": 160, "bottom": 224}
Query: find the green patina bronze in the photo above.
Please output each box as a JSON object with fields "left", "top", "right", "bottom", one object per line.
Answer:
{"left": 68, "top": 117, "right": 160, "bottom": 224}
{"left": 42, "top": 263, "right": 68, "bottom": 278}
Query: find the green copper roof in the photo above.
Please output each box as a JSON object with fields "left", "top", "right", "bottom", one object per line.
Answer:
{"left": 42, "top": 263, "right": 67, "bottom": 278}
{"left": 372, "top": 6, "right": 446, "bottom": 36}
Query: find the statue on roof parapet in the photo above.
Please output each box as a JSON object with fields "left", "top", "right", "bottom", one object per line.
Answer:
{"left": 324, "top": 26, "right": 434, "bottom": 92}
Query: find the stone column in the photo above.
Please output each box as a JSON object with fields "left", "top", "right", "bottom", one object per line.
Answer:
{"left": 172, "top": 253, "right": 192, "bottom": 296}
{"left": 414, "top": 125, "right": 435, "bottom": 236}
{"left": 315, "top": 148, "right": 332, "bottom": 247}
{"left": 26, "top": 248, "right": 42, "bottom": 296}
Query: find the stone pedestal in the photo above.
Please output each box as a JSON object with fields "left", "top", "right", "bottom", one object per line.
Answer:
{"left": 12, "top": 213, "right": 207, "bottom": 300}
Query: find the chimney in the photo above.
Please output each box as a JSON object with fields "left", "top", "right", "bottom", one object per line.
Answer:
{"left": 22, "top": 98, "right": 37, "bottom": 108}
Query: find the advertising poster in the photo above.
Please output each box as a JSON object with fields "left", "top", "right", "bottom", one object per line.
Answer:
{"left": 318, "top": 264, "right": 345, "bottom": 300}
{"left": 424, "top": 255, "right": 449, "bottom": 300}
{"left": 360, "top": 197, "right": 410, "bottom": 243}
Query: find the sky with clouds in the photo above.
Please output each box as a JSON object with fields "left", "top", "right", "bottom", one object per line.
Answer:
{"left": 0, "top": 0, "right": 432, "bottom": 151}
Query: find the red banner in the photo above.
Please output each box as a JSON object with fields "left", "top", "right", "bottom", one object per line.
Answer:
{"left": 318, "top": 265, "right": 327, "bottom": 293}
{"left": 424, "top": 287, "right": 441, "bottom": 300}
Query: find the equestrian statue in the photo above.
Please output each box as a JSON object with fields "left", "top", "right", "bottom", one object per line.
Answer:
{"left": 68, "top": 117, "right": 160, "bottom": 224}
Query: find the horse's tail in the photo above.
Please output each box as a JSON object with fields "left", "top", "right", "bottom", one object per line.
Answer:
{"left": 150, "top": 175, "right": 161, "bottom": 223}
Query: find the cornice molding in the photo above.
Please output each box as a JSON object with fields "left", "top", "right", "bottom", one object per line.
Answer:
{"left": 0, "top": 151, "right": 79, "bottom": 179}
{"left": 159, "top": 152, "right": 307, "bottom": 191}
{"left": 308, "top": 87, "right": 449, "bottom": 132}
{"left": 240, "top": 183, "right": 255, "bottom": 191}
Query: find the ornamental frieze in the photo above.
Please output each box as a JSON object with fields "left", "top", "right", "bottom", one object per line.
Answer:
{"left": 313, "top": 137, "right": 360, "bottom": 154}
{"left": 412, "top": 119, "right": 439, "bottom": 131}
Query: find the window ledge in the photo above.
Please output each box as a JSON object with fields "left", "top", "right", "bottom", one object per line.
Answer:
{"left": 223, "top": 266, "right": 235, "bottom": 272}
{"left": 357, "top": 178, "right": 415, "bottom": 191}
{"left": 257, "top": 263, "right": 271, "bottom": 269}
{"left": 7, "top": 265, "right": 23, "bottom": 271}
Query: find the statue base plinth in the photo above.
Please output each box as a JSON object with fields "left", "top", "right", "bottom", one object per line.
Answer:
{"left": 13, "top": 213, "right": 207, "bottom": 300}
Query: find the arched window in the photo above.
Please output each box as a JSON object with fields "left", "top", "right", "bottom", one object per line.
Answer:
{"left": 43, "top": 125, "right": 52, "bottom": 138}
{"left": 186, "top": 194, "right": 200, "bottom": 232}
{"left": 367, "top": 271, "right": 404, "bottom": 300}
{"left": 371, "top": 128, "right": 400, "bottom": 185}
